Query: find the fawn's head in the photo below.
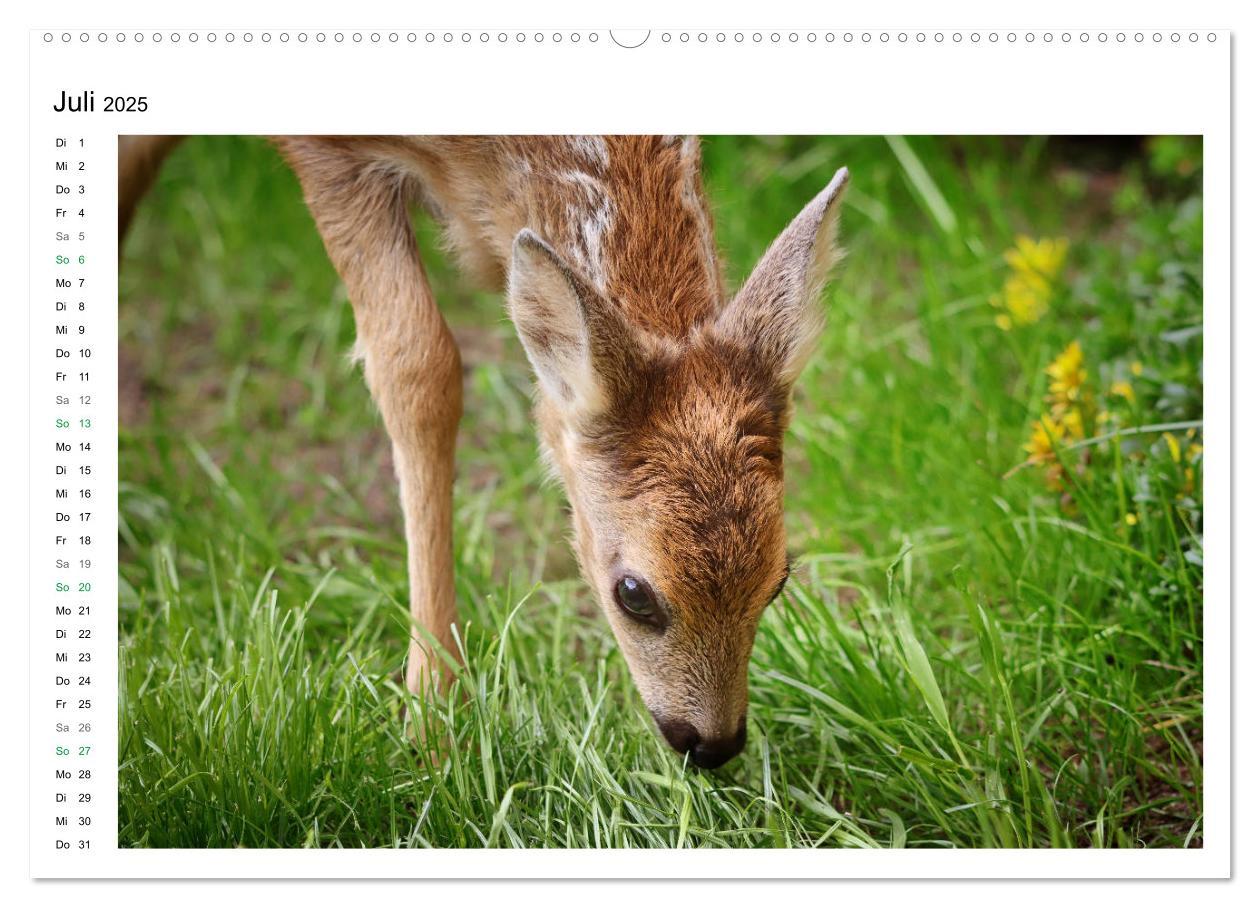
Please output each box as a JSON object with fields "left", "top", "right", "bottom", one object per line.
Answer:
{"left": 507, "top": 161, "right": 848, "bottom": 769}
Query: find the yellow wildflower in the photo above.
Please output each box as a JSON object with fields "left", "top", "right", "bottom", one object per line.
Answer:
{"left": 1060, "top": 407, "right": 1085, "bottom": 440}
{"left": 1163, "top": 432, "right": 1182, "bottom": 463}
{"left": 1005, "top": 235, "right": 1070, "bottom": 283}
{"left": 1019, "top": 341, "right": 1097, "bottom": 496}
{"left": 1130, "top": 361, "right": 1144, "bottom": 377}
{"left": 996, "top": 275, "right": 1051, "bottom": 326}
{"left": 1024, "top": 416, "right": 1066, "bottom": 464}
{"left": 1046, "top": 340, "right": 1088, "bottom": 406}
{"left": 1125, "top": 512, "right": 1139, "bottom": 526}
{"left": 1109, "top": 380, "right": 1135, "bottom": 402}
{"left": 992, "top": 235, "right": 1069, "bottom": 328}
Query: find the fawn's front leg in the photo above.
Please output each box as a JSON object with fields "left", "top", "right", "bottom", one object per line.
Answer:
{"left": 275, "top": 137, "right": 463, "bottom": 697}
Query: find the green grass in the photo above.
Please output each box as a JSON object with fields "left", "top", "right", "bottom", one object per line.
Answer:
{"left": 118, "top": 135, "right": 1204, "bottom": 849}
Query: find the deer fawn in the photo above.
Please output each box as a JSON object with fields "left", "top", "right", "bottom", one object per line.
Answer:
{"left": 120, "top": 136, "right": 848, "bottom": 769}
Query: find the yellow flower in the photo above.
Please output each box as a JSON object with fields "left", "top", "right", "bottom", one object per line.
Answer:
{"left": 1129, "top": 361, "right": 1144, "bottom": 377}
{"left": 1024, "top": 416, "right": 1066, "bottom": 463}
{"left": 1018, "top": 342, "right": 1098, "bottom": 497}
{"left": 1109, "top": 380, "right": 1135, "bottom": 402}
{"left": 1125, "top": 512, "right": 1139, "bottom": 526}
{"left": 993, "top": 276, "right": 1050, "bottom": 326}
{"left": 1060, "top": 407, "right": 1085, "bottom": 440}
{"left": 992, "top": 236, "right": 1069, "bottom": 328}
{"left": 1163, "top": 431, "right": 1182, "bottom": 463}
{"left": 1046, "top": 340, "right": 1088, "bottom": 405}
{"left": 1005, "top": 235, "right": 1070, "bottom": 283}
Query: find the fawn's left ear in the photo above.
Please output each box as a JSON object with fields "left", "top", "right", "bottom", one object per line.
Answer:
{"left": 716, "top": 167, "right": 849, "bottom": 387}
{"left": 507, "top": 229, "right": 641, "bottom": 416}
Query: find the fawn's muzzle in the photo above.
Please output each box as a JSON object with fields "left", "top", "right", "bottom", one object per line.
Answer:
{"left": 654, "top": 713, "right": 748, "bottom": 770}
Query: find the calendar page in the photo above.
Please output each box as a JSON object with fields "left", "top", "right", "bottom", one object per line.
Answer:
{"left": 20, "top": 5, "right": 1235, "bottom": 888}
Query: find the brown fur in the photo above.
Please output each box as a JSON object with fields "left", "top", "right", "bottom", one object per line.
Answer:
{"left": 117, "top": 135, "right": 183, "bottom": 238}
{"left": 120, "top": 135, "right": 848, "bottom": 766}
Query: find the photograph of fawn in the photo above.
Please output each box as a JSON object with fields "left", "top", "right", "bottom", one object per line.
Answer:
{"left": 118, "top": 135, "right": 1203, "bottom": 849}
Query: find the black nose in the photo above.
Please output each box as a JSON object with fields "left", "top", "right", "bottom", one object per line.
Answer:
{"left": 653, "top": 714, "right": 747, "bottom": 770}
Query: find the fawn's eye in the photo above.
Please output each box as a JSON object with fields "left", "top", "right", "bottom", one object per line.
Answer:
{"left": 614, "top": 575, "right": 661, "bottom": 625}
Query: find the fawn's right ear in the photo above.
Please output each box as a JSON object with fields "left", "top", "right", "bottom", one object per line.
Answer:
{"left": 715, "top": 167, "right": 849, "bottom": 388}
{"left": 507, "top": 229, "right": 640, "bottom": 416}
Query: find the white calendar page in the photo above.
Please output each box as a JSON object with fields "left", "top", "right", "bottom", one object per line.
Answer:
{"left": 14, "top": 0, "right": 1243, "bottom": 891}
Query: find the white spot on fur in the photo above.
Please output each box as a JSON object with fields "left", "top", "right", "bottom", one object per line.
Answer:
{"left": 559, "top": 169, "right": 607, "bottom": 199}
{"left": 577, "top": 201, "right": 614, "bottom": 291}
{"left": 569, "top": 136, "right": 610, "bottom": 168}
{"left": 558, "top": 170, "right": 615, "bottom": 291}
